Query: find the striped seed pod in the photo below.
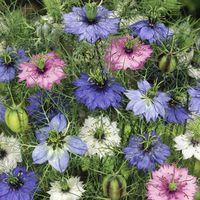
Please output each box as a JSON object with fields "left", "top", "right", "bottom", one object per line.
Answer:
{"left": 102, "top": 174, "right": 126, "bottom": 200}
{"left": 158, "top": 54, "right": 177, "bottom": 73}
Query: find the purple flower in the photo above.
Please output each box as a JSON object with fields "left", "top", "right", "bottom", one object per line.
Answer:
{"left": 123, "top": 131, "right": 170, "bottom": 171}
{"left": 0, "top": 47, "right": 29, "bottom": 82}
{"left": 188, "top": 84, "right": 200, "bottom": 115}
{"left": 0, "top": 102, "right": 6, "bottom": 122}
{"left": 32, "top": 113, "right": 87, "bottom": 173}
{"left": 165, "top": 101, "right": 190, "bottom": 124}
{"left": 0, "top": 166, "right": 37, "bottom": 200}
{"left": 73, "top": 72, "right": 125, "bottom": 110}
{"left": 26, "top": 91, "right": 68, "bottom": 126}
{"left": 129, "top": 20, "right": 173, "bottom": 44}
{"left": 125, "top": 80, "right": 171, "bottom": 122}
{"left": 63, "top": 6, "right": 120, "bottom": 43}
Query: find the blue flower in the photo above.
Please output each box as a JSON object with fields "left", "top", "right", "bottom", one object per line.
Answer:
{"left": 0, "top": 102, "right": 6, "bottom": 122}
{"left": 26, "top": 91, "right": 68, "bottom": 126}
{"left": 63, "top": 6, "right": 120, "bottom": 43}
{"left": 125, "top": 80, "right": 171, "bottom": 122}
{"left": 0, "top": 47, "right": 29, "bottom": 82}
{"left": 123, "top": 131, "right": 170, "bottom": 171}
{"left": 188, "top": 84, "right": 200, "bottom": 115}
{"left": 0, "top": 166, "right": 37, "bottom": 200}
{"left": 165, "top": 101, "right": 190, "bottom": 124}
{"left": 129, "top": 20, "right": 173, "bottom": 44}
{"left": 73, "top": 72, "right": 125, "bottom": 110}
{"left": 32, "top": 113, "right": 87, "bottom": 173}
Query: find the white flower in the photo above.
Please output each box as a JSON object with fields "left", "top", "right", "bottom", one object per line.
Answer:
{"left": 188, "top": 64, "right": 200, "bottom": 80}
{"left": 79, "top": 116, "right": 121, "bottom": 158}
{"left": 0, "top": 133, "right": 22, "bottom": 172}
{"left": 177, "top": 48, "right": 194, "bottom": 66}
{"left": 174, "top": 132, "right": 200, "bottom": 160}
{"left": 48, "top": 177, "right": 85, "bottom": 200}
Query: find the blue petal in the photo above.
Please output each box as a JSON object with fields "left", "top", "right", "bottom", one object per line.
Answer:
{"left": 35, "top": 126, "right": 50, "bottom": 143}
{"left": 65, "top": 136, "right": 88, "bottom": 155}
{"left": 48, "top": 149, "right": 69, "bottom": 173}
{"left": 49, "top": 113, "right": 67, "bottom": 132}
{"left": 32, "top": 143, "right": 48, "bottom": 164}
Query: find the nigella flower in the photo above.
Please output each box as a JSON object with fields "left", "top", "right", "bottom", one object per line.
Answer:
{"left": 174, "top": 132, "right": 200, "bottom": 160}
{"left": 104, "top": 36, "right": 153, "bottom": 71}
{"left": 26, "top": 91, "right": 68, "bottom": 126}
{"left": 32, "top": 113, "right": 87, "bottom": 172}
{"left": 74, "top": 70, "right": 125, "bottom": 110}
{"left": 147, "top": 165, "right": 198, "bottom": 200}
{"left": 0, "top": 47, "right": 29, "bottom": 82}
{"left": 0, "top": 166, "right": 38, "bottom": 200}
{"left": 63, "top": 4, "right": 120, "bottom": 43}
{"left": 129, "top": 20, "right": 173, "bottom": 44}
{"left": 165, "top": 100, "right": 190, "bottom": 124}
{"left": 0, "top": 133, "right": 22, "bottom": 173}
{"left": 47, "top": 177, "right": 85, "bottom": 200}
{"left": 125, "top": 80, "right": 171, "bottom": 122}
{"left": 123, "top": 131, "right": 170, "bottom": 171}
{"left": 18, "top": 52, "right": 66, "bottom": 90}
{"left": 0, "top": 102, "right": 6, "bottom": 122}
{"left": 188, "top": 83, "right": 200, "bottom": 114}
{"left": 79, "top": 116, "right": 121, "bottom": 158}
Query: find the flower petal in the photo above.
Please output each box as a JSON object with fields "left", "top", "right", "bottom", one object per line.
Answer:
{"left": 48, "top": 149, "right": 69, "bottom": 173}
{"left": 65, "top": 136, "right": 88, "bottom": 155}
{"left": 32, "top": 143, "right": 48, "bottom": 164}
{"left": 49, "top": 113, "right": 67, "bottom": 132}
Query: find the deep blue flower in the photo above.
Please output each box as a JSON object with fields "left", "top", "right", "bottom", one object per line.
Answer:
{"left": 26, "top": 91, "right": 68, "bottom": 126}
{"left": 0, "top": 102, "right": 6, "bottom": 122}
{"left": 0, "top": 47, "right": 29, "bottom": 82}
{"left": 129, "top": 20, "right": 173, "bottom": 44}
{"left": 188, "top": 83, "right": 200, "bottom": 115}
{"left": 63, "top": 6, "right": 120, "bottom": 43}
{"left": 165, "top": 101, "right": 190, "bottom": 124}
{"left": 123, "top": 131, "right": 170, "bottom": 171}
{"left": 32, "top": 113, "right": 87, "bottom": 173}
{"left": 73, "top": 72, "right": 125, "bottom": 110}
{"left": 0, "top": 166, "right": 37, "bottom": 200}
{"left": 125, "top": 80, "right": 171, "bottom": 122}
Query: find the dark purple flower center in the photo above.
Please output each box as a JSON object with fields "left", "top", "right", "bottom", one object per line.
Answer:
{"left": 191, "top": 138, "right": 200, "bottom": 147}
{"left": 124, "top": 39, "right": 138, "bottom": 54}
{"left": 0, "top": 148, "right": 7, "bottom": 159}
{"left": 169, "top": 99, "right": 178, "bottom": 107}
{"left": 8, "top": 174, "right": 24, "bottom": 190}
{"left": 36, "top": 58, "right": 47, "bottom": 74}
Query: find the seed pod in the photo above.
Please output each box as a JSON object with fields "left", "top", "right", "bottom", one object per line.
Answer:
{"left": 102, "top": 174, "right": 126, "bottom": 200}
{"left": 158, "top": 54, "right": 177, "bottom": 73}
{"left": 5, "top": 107, "right": 28, "bottom": 133}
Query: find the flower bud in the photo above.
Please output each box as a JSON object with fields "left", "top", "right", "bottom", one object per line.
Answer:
{"left": 158, "top": 54, "right": 177, "bottom": 73}
{"left": 102, "top": 174, "right": 126, "bottom": 200}
{"left": 5, "top": 107, "right": 28, "bottom": 133}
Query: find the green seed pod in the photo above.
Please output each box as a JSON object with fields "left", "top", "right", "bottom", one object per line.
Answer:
{"left": 158, "top": 54, "right": 177, "bottom": 73}
{"left": 102, "top": 175, "right": 126, "bottom": 200}
{"left": 193, "top": 160, "right": 200, "bottom": 177}
{"left": 5, "top": 107, "right": 28, "bottom": 133}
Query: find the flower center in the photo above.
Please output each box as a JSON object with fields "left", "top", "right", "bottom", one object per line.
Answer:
{"left": 0, "top": 147, "right": 7, "bottom": 160}
{"left": 89, "top": 68, "right": 107, "bottom": 88}
{"left": 60, "top": 181, "right": 70, "bottom": 193}
{"left": 124, "top": 39, "right": 139, "bottom": 54}
{"left": 3, "top": 53, "right": 13, "bottom": 64}
{"left": 36, "top": 58, "right": 46, "bottom": 72}
{"left": 47, "top": 131, "right": 65, "bottom": 150}
{"left": 8, "top": 175, "right": 24, "bottom": 190}
{"left": 169, "top": 99, "right": 178, "bottom": 107}
{"left": 94, "top": 127, "right": 105, "bottom": 141}
{"left": 85, "top": 2, "right": 97, "bottom": 23}
{"left": 168, "top": 181, "right": 177, "bottom": 192}
{"left": 191, "top": 136, "right": 200, "bottom": 147}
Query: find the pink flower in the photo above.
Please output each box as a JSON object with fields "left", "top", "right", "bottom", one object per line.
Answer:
{"left": 104, "top": 37, "right": 153, "bottom": 71}
{"left": 147, "top": 164, "right": 198, "bottom": 200}
{"left": 18, "top": 52, "right": 66, "bottom": 90}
